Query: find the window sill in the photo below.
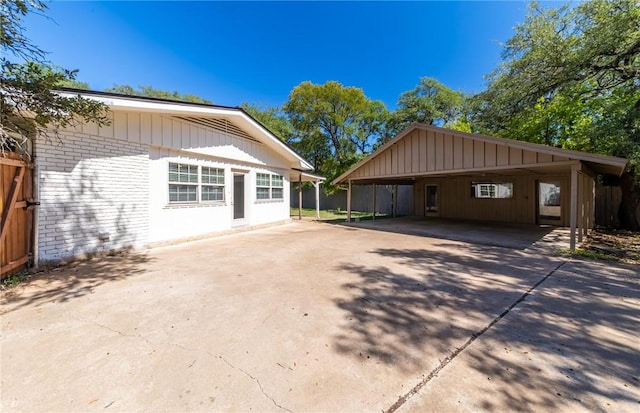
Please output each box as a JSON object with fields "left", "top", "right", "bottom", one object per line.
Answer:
{"left": 255, "top": 199, "right": 284, "bottom": 204}
{"left": 164, "top": 202, "right": 227, "bottom": 209}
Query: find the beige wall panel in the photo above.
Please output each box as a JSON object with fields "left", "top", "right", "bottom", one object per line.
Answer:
{"left": 179, "top": 122, "right": 189, "bottom": 149}
{"left": 375, "top": 156, "right": 382, "bottom": 176}
{"left": 171, "top": 120, "right": 181, "bottom": 148}
{"left": 473, "top": 140, "right": 485, "bottom": 168}
{"left": 453, "top": 136, "right": 463, "bottom": 169}
{"left": 150, "top": 114, "right": 162, "bottom": 144}
{"left": 127, "top": 113, "right": 140, "bottom": 143}
{"left": 414, "top": 182, "right": 424, "bottom": 216}
{"left": 427, "top": 132, "right": 436, "bottom": 172}
{"left": 412, "top": 134, "right": 420, "bottom": 173}
{"left": 553, "top": 155, "right": 569, "bottom": 162}
{"left": 435, "top": 132, "right": 444, "bottom": 170}
{"left": 82, "top": 121, "right": 99, "bottom": 136}
{"left": 444, "top": 133, "right": 454, "bottom": 170}
{"left": 419, "top": 130, "right": 427, "bottom": 172}
{"left": 463, "top": 138, "right": 474, "bottom": 168}
{"left": 485, "top": 143, "right": 497, "bottom": 167}
{"left": 391, "top": 147, "right": 398, "bottom": 174}
{"left": 405, "top": 138, "right": 413, "bottom": 173}
{"left": 98, "top": 113, "right": 114, "bottom": 139}
{"left": 538, "top": 153, "right": 553, "bottom": 163}
{"left": 497, "top": 145, "right": 509, "bottom": 166}
{"left": 398, "top": 141, "right": 405, "bottom": 174}
{"left": 140, "top": 113, "right": 152, "bottom": 144}
{"left": 114, "top": 111, "right": 128, "bottom": 140}
{"left": 523, "top": 150, "right": 537, "bottom": 164}
{"left": 385, "top": 151, "right": 392, "bottom": 175}
{"left": 509, "top": 148, "right": 523, "bottom": 165}
{"left": 162, "top": 117, "right": 172, "bottom": 147}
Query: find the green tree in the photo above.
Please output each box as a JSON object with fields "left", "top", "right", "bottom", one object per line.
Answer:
{"left": 240, "top": 103, "right": 294, "bottom": 143}
{"left": 283, "top": 81, "right": 389, "bottom": 186}
{"left": 387, "top": 77, "right": 466, "bottom": 138}
{"left": 105, "top": 84, "right": 212, "bottom": 104}
{"left": 472, "top": 0, "right": 640, "bottom": 229}
{"left": 1, "top": 0, "right": 109, "bottom": 154}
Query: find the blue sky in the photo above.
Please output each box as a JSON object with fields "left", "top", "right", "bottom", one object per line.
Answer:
{"left": 24, "top": 1, "right": 546, "bottom": 109}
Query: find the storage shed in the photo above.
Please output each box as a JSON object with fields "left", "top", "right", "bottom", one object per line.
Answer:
{"left": 333, "top": 123, "right": 627, "bottom": 249}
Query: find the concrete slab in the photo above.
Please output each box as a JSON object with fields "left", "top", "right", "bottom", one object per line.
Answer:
{"left": 396, "top": 259, "right": 640, "bottom": 413}
{"left": 1, "top": 221, "right": 636, "bottom": 412}
{"left": 339, "top": 217, "right": 562, "bottom": 250}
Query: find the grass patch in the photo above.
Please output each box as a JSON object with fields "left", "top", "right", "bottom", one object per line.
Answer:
{"left": 1, "top": 270, "right": 31, "bottom": 289}
{"left": 559, "top": 228, "right": 640, "bottom": 265}
{"left": 558, "top": 248, "right": 614, "bottom": 261}
{"left": 290, "top": 208, "right": 388, "bottom": 221}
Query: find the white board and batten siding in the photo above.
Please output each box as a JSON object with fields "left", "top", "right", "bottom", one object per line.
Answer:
{"left": 37, "top": 109, "right": 294, "bottom": 262}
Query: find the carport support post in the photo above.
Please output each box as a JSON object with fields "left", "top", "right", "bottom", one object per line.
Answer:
{"left": 393, "top": 184, "right": 398, "bottom": 217}
{"left": 298, "top": 174, "right": 302, "bottom": 220}
{"left": 372, "top": 184, "right": 376, "bottom": 220}
{"left": 570, "top": 163, "right": 579, "bottom": 251}
{"left": 314, "top": 180, "right": 320, "bottom": 219}
{"left": 347, "top": 180, "right": 352, "bottom": 222}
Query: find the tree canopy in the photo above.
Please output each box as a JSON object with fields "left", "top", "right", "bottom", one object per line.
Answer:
{"left": 472, "top": 0, "right": 640, "bottom": 229}
{"left": 283, "top": 81, "right": 389, "bottom": 187}
{"left": 105, "top": 84, "right": 212, "bottom": 104}
{"left": 1, "top": 0, "right": 109, "bottom": 154}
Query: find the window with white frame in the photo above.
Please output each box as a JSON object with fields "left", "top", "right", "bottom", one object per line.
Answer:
{"left": 168, "top": 162, "right": 225, "bottom": 203}
{"left": 471, "top": 182, "right": 513, "bottom": 199}
{"left": 256, "top": 173, "right": 284, "bottom": 200}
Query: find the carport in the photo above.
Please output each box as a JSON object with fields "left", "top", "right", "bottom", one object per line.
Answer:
{"left": 333, "top": 124, "right": 627, "bottom": 250}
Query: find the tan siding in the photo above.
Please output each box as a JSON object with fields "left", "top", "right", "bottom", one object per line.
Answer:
{"left": 391, "top": 146, "right": 398, "bottom": 174}
{"left": 509, "top": 148, "right": 522, "bottom": 165}
{"left": 553, "top": 155, "right": 569, "bottom": 162}
{"left": 419, "top": 129, "right": 427, "bottom": 172}
{"left": 385, "top": 150, "right": 392, "bottom": 175}
{"left": 497, "top": 145, "right": 509, "bottom": 166}
{"left": 405, "top": 136, "right": 413, "bottom": 173}
{"left": 427, "top": 131, "right": 436, "bottom": 172}
{"left": 444, "top": 133, "right": 454, "bottom": 170}
{"left": 485, "top": 143, "right": 496, "bottom": 167}
{"left": 411, "top": 133, "right": 420, "bottom": 173}
{"left": 98, "top": 113, "right": 114, "bottom": 139}
{"left": 523, "top": 150, "right": 537, "bottom": 164}
{"left": 398, "top": 141, "right": 405, "bottom": 174}
{"left": 435, "top": 132, "right": 444, "bottom": 170}
{"left": 473, "top": 140, "right": 485, "bottom": 168}
{"left": 538, "top": 152, "right": 553, "bottom": 163}
{"left": 463, "top": 138, "right": 474, "bottom": 168}
{"left": 453, "top": 136, "right": 463, "bottom": 169}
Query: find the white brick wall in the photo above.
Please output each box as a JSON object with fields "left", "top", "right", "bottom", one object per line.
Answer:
{"left": 36, "top": 133, "right": 149, "bottom": 262}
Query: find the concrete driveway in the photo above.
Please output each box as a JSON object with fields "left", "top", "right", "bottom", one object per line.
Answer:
{"left": 1, "top": 220, "right": 638, "bottom": 412}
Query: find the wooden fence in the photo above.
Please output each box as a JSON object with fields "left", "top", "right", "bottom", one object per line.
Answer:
{"left": 595, "top": 186, "right": 622, "bottom": 228}
{"left": 1, "top": 153, "right": 33, "bottom": 279}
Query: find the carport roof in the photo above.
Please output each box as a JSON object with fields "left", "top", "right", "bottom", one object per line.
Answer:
{"left": 333, "top": 123, "right": 628, "bottom": 185}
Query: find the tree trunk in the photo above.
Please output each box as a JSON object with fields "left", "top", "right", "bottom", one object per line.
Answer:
{"left": 618, "top": 171, "right": 640, "bottom": 231}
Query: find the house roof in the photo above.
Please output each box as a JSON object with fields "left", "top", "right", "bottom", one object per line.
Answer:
{"left": 333, "top": 123, "right": 628, "bottom": 185}
{"left": 55, "top": 88, "right": 313, "bottom": 171}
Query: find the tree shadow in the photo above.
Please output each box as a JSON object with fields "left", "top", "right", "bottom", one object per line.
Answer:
{"left": 332, "top": 217, "right": 557, "bottom": 250}
{"left": 0, "top": 252, "right": 153, "bottom": 314}
{"left": 332, "top": 243, "right": 639, "bottom": 410}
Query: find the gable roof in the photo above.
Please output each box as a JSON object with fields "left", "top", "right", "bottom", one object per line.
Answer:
{"left": 333, "top": 123, "right": 628, "bottom": 184}
{"left": 56, "top": 88, "right": 313, "bottom": 170}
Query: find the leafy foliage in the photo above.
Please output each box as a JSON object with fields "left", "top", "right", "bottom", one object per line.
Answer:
{"left": 240, "top": 103, "right": 294, "bottom": 143}
{"left": 387, "top": 77, "right": 466, "bottom": 138}
{"left": 472, "top": 0, "right": 640, "bottom": 229}
{"left": 283, "top": 81, "right": 389, "bottom": 189}
{"left": 1, "top": 0, "right": 109, "bottom": 154}
{"left": 105, "top": 84, "right": 212, "bottom": 104}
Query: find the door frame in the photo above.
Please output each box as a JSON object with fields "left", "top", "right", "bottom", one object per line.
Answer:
{"left": 232, "top": 171, "right": 248, "bottom": 226}
{"left": 425, "top": 184, "right": 440, "bottom": 217}
{"left": 536, "top": 180, "right": 563, "bottom": 226}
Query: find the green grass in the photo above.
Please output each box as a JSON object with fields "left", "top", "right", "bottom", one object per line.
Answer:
{"left": 290, "top": 208, "right": 387, "bottom": 221}
{"left": 1, "top": 270, "right": 31, "bottom": 288}
{"left": 558, "top": 248, "right": 615, "bottom": 261}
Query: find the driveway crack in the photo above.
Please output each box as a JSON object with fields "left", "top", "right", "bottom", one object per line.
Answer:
{"left": 218, "top": 354, "right": 292, "bottom": 412}
{"left": 385, "top": 259, "right": 569, "bottom": 413}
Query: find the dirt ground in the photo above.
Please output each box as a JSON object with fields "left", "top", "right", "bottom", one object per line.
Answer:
{"left": 1, "top": 220, "right": 638, "bottom": 412}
